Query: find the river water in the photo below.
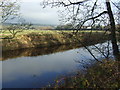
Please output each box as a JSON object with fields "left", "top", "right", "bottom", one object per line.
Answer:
{"left": 1, "top": 41, "right": 119, "bottom": 88}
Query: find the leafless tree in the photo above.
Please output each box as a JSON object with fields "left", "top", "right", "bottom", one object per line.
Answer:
{"left": 0, "top": 0, "right": 32, "bottom": 39}
{"left": 42, "top": 0, "right": 120, "bottom": 59}
{"left": 0, "top": 0, "right": 20, "bottom": 23}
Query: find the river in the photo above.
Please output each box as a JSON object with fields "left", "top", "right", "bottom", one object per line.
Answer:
{"left": 1, "top": 41, "right": 119, "bottom": 88}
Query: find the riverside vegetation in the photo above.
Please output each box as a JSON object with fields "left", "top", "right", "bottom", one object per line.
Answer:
{"left": 1, "top": 30, "right": 108, "bottom": 51}
{"left": 53, "top": 59, "right": 120, "bottom": 88}
{"left": 45, "top": 31, "right": 119, "bottom": 89}
{"left": 1, "top": 29, "right": 119, "bottom": 88}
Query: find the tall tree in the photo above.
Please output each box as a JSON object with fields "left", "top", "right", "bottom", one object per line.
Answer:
{"left": 42, "top": 0, "right": 119, "bottom": 57}
{"left": 105, "top": 0, "right": 119, "bottom": 56}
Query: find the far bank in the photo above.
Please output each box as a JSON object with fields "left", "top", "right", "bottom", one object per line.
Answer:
{"left": 1, "top": 30, "right": 109, "bottom": 51}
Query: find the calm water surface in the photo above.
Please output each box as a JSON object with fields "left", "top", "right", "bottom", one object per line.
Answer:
{"left": 1, "top": 41, "right": 118, "bottom": 88}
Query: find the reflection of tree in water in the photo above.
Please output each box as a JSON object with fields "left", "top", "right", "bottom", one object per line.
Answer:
{"left": 75, "top": 41, "right": 114, "bottom": 69}
{"left": 2, "top": 44, "right": 81, "bottom": 61}
{"left": 2, "top": 40, "right": 115, "bottom": 61}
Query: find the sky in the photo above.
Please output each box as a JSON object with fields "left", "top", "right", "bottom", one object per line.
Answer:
{"left": 8, "top": 0, "right": 119, "bottom": 25}
{"left": 20, "top": 0, "right": 60, "bottom": 25}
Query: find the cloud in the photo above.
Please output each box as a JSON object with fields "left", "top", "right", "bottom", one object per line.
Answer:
{"left": 22, "top": 12, "right": 59, "bottom": 25}
{"left": 20, "top": 0, "right": 41, "bottom": 3}
{"left": 20, "top": 1, "right": 59, "bottom": 25}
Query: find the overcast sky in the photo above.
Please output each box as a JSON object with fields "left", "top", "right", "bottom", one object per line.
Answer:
{"left": 20, "top": 0, "right": 60, "bottom": 25}
{"left": 16, "top": 0, "right": 119, "bottom": 25}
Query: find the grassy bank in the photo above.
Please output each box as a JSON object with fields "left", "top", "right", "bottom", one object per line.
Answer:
{"left": 53, "top": 60, "right": 119, "bottom": 88}
{"left": 1, "top": 30, "right": 108, "bottom": 51}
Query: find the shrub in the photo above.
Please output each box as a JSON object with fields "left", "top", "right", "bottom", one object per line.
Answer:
{"left": 54, "top": 60, "right": 120, "bottom": 88}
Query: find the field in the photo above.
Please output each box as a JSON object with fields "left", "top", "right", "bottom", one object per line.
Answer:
{"left": 1, "top": 29, "right": 108, "bottom": 51}
{"left": 1, "top": 29, "right": 105, "bottom": 36}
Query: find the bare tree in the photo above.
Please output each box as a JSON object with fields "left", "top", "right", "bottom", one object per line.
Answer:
{"left": 0, "top": 0, "right": 20, "bottom": 23}
{"left": 113, "top": 1, "right": 120, "bottom": 30}
{"left": 105, "top": 0, "right": 119, "bottom": 57}
{"left": 42, "top": 0, "right": 119, "bottom": 58}
{"left": 0, "top": 0, "right": 20, "bottom": 39}
{"left": 0, "top": 0, "right": 32, "bottom": 39}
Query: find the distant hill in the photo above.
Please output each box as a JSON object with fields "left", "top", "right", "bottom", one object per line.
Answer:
{"left": 2, "top": 23, "right": 57, "bottom": 27}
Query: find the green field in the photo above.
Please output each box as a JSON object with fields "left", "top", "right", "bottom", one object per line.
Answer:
{"left": 1, "top": 29, "right": 105, "bottom": 38}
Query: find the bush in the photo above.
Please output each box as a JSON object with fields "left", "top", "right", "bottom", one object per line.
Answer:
{"left": 54, "top": 60, "right": 120, "bottom": 88}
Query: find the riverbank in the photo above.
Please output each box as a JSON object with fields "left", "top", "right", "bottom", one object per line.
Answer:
{"left": 53, "top": 59, "right": 119, "bottom": 88}
{"left": 1, "top": 30, "right": 108, "bottom": 51}
{"left": 2, "top": 44, "right": 81, "bottom": 61}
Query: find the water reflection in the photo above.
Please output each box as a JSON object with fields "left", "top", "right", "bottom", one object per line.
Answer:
{"left": 2, "top": 41, "right": 118, "bottom": 88}
{"left": 2, "top": 44, "right": 98, "bottom": 88}
{"left": 2, "top": 48, "right": 92, "bottom": 88}
{"left": 2, "top": 44, "right": 81, "bottom": 61}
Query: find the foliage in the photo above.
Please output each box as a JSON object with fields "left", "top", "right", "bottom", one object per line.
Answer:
{"left": 53, "top": 60, "right": 120, "bottom": 88}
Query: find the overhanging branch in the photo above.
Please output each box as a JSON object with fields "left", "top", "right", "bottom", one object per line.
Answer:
{"left": 81, "top": 11, "right": 108, "bottom": 27}
{"left": 43, "top": 0, "right": 91, "bottom": 7}
{"left": 61, "top": 0, "right": 91, "bottom": 7}
{"left": 85, "top": 11, "right": 108, "bottom": 21}
{"left": 74, "top": 11, "right": 108, "bottom": 34}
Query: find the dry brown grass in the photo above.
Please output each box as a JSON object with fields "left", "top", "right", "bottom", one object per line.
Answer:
{"left": 1, "top": 30, "right": 108, "bottom": 51}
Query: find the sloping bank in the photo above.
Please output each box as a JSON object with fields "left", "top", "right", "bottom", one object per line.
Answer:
{"left": 1, "top": 31, "right": 108, "bottom": 51}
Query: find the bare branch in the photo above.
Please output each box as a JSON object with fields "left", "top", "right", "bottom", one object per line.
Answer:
{"left": 43, "top": 0, "right": 91, "bottom": 7}
{"left": 61, "top": 0, "right": 91, "bottom": 7}
{"left": 111, "top": 1, "right": 120, "bottom": 10}
{"left": 85, "top": 11, "right": 108, "bottom": 22}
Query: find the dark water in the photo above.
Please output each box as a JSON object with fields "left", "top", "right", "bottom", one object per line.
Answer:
{"left": 1, "top": 41, "right": 118, "bottom": 88}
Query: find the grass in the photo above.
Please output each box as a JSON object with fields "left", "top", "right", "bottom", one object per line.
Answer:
{"left": 1, "top": 30, "right": 109, "bottom": 51}
{"left": 1, "top": 30, "right": 59, "bottom": 37}
{"left": 1, "top": 29, "right": 119, "bottom": 88}
{"left": 1, "top": 29, "right": 105, "bottom": 37}
{"left": 53, "top": 59, "right": 120, "bottom": 88}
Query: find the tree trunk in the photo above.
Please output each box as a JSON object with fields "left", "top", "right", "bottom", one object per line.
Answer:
{"left": 105, "top": 0, "right": 119, "bottom": 57}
